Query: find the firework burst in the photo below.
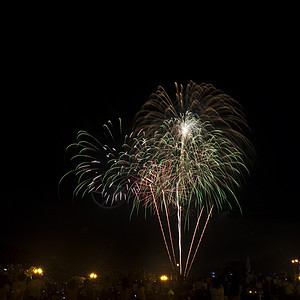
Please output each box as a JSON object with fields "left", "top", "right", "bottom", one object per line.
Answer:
{"left": 133, "top": 81, "right": 252, "bottom": 214}
{"left": 60, "top": 118, "right": 135, "bottom": 208}
{"left": 60, "top": 80, "right": 253, "bottom": 277}
{"left": 132, "top": 80, "right": 253, "bottom": 275}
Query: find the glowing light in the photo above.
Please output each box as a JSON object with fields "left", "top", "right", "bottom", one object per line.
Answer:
{"left": 181, "top": 122, "right": 190, "bottom": 137}
{"left": 160, "top": 275, "right": 168, "bottom": 281}
{"left": 33, "top": 267, "right": 43, "bottom": 275}
{"left": 292, "top": 259, "right": 299, "bottom": 263}
{"left": 89, "top": 273, "right": 97, "bottom": 279}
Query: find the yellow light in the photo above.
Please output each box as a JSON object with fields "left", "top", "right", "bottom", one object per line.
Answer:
{"left": 295, "top": 259, "right": 299, "bottom": 263}
{"left": 89, "top": 273, "right": 97, "bottom": 279}
{"left": 160, "top": 275, "right": 168, "bottom": 281}
{"left": 292, "top": 260, "right": 295, "bottom": 263}
{"left": 32, "top": 267, "right": 43, "bottom": 275}
{"left": 298, "top": 275, "right": 300, "bottom": 281}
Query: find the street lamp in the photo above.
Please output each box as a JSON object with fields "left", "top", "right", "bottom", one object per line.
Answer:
{"left": 33, "top": 268, "right": 43, "bottom": 275}
{"left": 25, "top": 266, "right": 44, "bottom": 279}
{"left": 89, "top": 273, "right": 98, "bottom": 279}
{"left": 160, "top": 275, "right": 168, "bottom": 281}
{"left": 291, "top": 259, "right": 299, "bottom": 281}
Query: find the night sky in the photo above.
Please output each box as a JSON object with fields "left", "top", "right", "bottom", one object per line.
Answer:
{"left": 2, "top": 29, "right": 299, "bottom": 277}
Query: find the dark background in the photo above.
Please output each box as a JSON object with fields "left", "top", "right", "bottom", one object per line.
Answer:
{"left": 2, "top": 19, "right": 299, "bottom": 277}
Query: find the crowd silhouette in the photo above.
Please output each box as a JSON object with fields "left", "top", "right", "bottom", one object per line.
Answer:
{"left": 1, "top": 264, "right": 300, "bottom": 299}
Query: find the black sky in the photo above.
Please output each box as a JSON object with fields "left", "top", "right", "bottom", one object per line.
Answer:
{"left": 2, "top": 24, "right": 299, "bottom": 277}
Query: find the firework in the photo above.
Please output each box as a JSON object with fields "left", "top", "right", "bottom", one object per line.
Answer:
{"left": 132, "top": 80, "right": 253, "bottom": 275}
{"left": 60, "top": 118, "right": 135, "bottom": 208}
{"left": 60, "top": 80, "right": 253, "bottom": 277}
{"left": 132, "top": 81, "right": 252, "bottom": 217}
